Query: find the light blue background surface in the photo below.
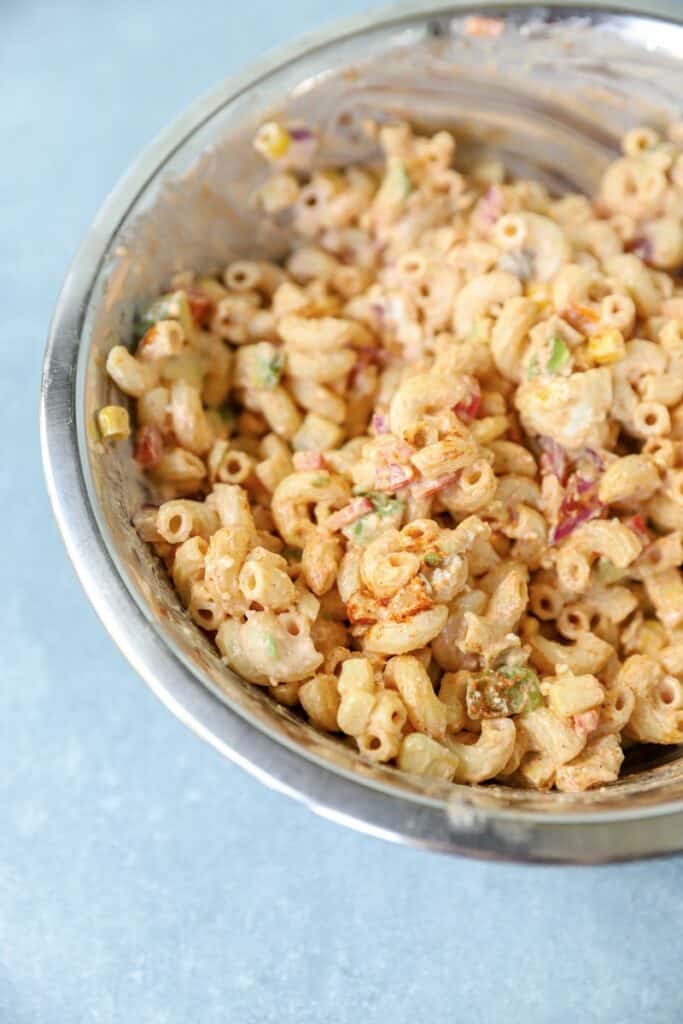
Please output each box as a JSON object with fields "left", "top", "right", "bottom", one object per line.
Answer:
{"left": 3, "top": 1, "right": 683, "bottom": 1021}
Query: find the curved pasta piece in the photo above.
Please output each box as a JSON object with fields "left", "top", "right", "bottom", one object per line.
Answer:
{"left": 619, "top": 655, "right": 683, "bottom": 745}
{"left": 499, "top": 212, "right": 571, "bottom": 282}
{"left": 517, "top": 707, "right": 586, "bottom": 766}
{"left": 447, "top": 718, "right": 517, "bottom": 784}
{"left": 490, "top": 297, "right": 539, "bottom": 382}
{"left": 452, "top": 270, "right": 522, "bottom": 339}
{"left": 238, "top": 610, "right": 323, "bottom": 684}
{"left": 388, "top": 370, "right": 466, "bottom": 439}
{"left": 529, "top": 632, "right": 613, "bottom": 677}
{"left": 555, "top": 735, "right": 624, "bottom": 793}
{"left": 398, "top": 733, "right": 460, "bottom": 781}
{"left": 515, "top": 368, "right": 613, "bottom": 451}
{"left": 570, "top": 518, "right": 644, "bottom": 568}
{"left": 384, "top": 655, "right": 452, "bottom": 740}
{"left": 362, "top": 605, "right": 449, "bottom": 655}
{"left": 271, "top": 470, "right": 350, "bottom": 546}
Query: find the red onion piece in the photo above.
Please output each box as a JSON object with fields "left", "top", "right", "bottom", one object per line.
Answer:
{"left": 411, "top": 472, "right": 460, "bottom": 500}
{"left": 293, "top": 451, "right": 325, "bottom": 471}
{"left": 453, "top": 377, "right": 482, "bottom": 424}
{"left": 349, "top": 346, "right": 381, "bottom": 391}
{"left": 185, "top": 287, "right": 214, "bottom": 327}
{"left": 376, "top": 436, "right": 415, "bottom": 463}
{"left": 575, "top": 476, "right": 597, "bottom": 495}
{"left": 371, "top": 413, "right": 389, "bottom": 435}
{"left": 477, "top": 185, "right": 503, "bottom": 228}
{"left": 573, "top": 709, "right": 600, "bottom": 736}
{"left": 134, "top": 425, "right": 163, "bottom": 468}
{"left": 375, "top": 462, "right": 414, "bottom": 492}
{"left": 551, "top": 500, "right": 602, "bottom": 544}
{"left": 630, "top": 236, "right": 654, "bottom": 264}
{"left": 539, "top": 437, "right": 569, "bottom": 484}
{"left": 583, "top": 448, "right": 604, "bottom": 469}
{"left": 325, "top": 497, "right": 373, "bottom": 532}
{"left": 624, "top": 514, "right": 650, "bottom": 544}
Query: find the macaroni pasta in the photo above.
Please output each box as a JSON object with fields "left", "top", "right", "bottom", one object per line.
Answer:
{"left": 101, "top": 119, "right": 683, "bottom": 791}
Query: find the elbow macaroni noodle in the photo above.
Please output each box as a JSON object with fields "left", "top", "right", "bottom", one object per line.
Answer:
{"left": 101, "top": 120, "right": 683, "bottom": 791}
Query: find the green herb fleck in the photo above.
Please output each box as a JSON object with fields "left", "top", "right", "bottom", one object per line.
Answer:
{"left": 282, "top": 546, "right": 302, "bottom": 561}
{"left": 380, "top": 160, "right": 413, "bottom": 204}
{"left": 595, "top": 557, "right": 624, "bottom": 584}
{"left": 312, "top": 475, "right": 330, "bottom": 487}
{"left": 366, "top": 492, "right": 405, "bottom": 518}
{"left": 424, "top": 552, "right": 443, "bottom": 567}
{"left": 350, "top": 519, "right": 366, "bottom": 541}
{"left": 343, "top": 513, "right": 380, "bottom": 545}
{"left": 343, "top": 499, "right": 405, "bottom": 545}
{"left": 264, "top": 633, "right": 278, "bottom": 659}
{"left": 523, "top": 685, "right": 544, "bottom": 713}
{"left": 134, "top": 291, "right": 192, "bottom": 341}
{"left": 258, "top": 351, "right": 285, "bottom": 389}
{"left": 547, "top": 335, "right": 570, "bottom": 373}
{"left": 392, "top": 161, "right": 413, "bottom": 197}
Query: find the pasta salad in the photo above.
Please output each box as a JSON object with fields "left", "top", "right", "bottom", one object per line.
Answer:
{"left": 99, "top": 120, "right": 683, "bottom": 792}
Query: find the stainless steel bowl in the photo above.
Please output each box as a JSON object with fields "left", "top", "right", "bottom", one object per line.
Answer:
{"left": 41, "top": 0, "right": 683, "bottom": 863}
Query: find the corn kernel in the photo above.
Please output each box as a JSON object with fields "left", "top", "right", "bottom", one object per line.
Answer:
{"left": 636, "top": 619, "right": 667, "bottom": 656}
{"left": 253, "top": 122, "right": 291, "bottom": 161}
{"left": 97, "top": 404, "right": 130, "bottom": 441}
{"left": 572, "top": 302, "right": 601, "bottom": 323}
{"left": 526, "top": 280, "right": 552, "bottom": 309}
{"left": 533, "top": 384, "right": 552, "bottom": 403}
{"left": 587, "top": 328, "right": 626, "bottom": 365}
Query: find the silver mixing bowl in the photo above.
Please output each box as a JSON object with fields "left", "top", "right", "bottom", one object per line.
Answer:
{"left": 41, "top": 0, "right": 683, "bottom": 863}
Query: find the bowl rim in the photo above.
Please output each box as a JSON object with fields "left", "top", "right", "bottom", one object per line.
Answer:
{"left": 41, "top": 0, "right": 683, "bottom": 864}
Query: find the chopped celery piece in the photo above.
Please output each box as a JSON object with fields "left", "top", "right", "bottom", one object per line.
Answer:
{"left": 134, "top": 290, "right": 193, "bottom": 341}
{"left": 391, "top": 161, "right": 413, "bottom": 197}
{"left": 349, "top": 519, "right": 366, "bottom": 541}
{"left": 236, "top": 342, "right": 285, "bottom": 390}
{"left": 547, "top": 335, "right": 570, "bottom": 373}
{"left": 379, "top": 160, "right": 413, "bottom": 204}
{"left": 257, "top": 350, "right": 285, "bottom": 389}
{"left": 498, "top": 665, "right": 543, "bottom": 712}
{"left": 424, "top": 552, "right": 443, "bottom": 566}
{"left": 365, "top": 492, "right": 405, "bottom": 518}
{"left": 342, "top": 500, "right": 404, "bottom": 545}
{"left": 467, "top": 664, "right": 542, "bottom": 719}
